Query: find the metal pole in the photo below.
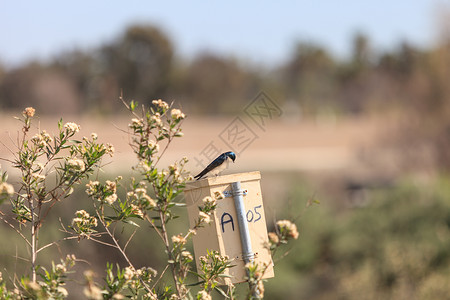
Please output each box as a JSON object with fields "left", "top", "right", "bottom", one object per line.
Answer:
{"left": 231, "top": 181, "right": 260, "bottom": 298}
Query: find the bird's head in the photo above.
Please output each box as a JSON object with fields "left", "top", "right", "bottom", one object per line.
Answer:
{"left": 225, "top": 151, "right": 236, "bottom": 163}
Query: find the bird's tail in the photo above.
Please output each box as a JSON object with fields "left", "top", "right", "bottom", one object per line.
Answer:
{"left": 194, "top": 172, "right": 206, "bottom": 180}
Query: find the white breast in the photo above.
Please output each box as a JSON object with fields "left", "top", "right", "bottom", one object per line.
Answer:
{"left": 209, "top": 157, "right": 230, "bottom": 176}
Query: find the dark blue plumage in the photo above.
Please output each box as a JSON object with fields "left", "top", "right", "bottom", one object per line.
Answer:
{"left": 194, "top": 151, "right": 236, "bottom": 180}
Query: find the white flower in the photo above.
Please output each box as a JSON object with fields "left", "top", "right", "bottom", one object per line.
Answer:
{"left": 130, "top": 204, "right": 144, "bottom": 218}
{"left": 181, "top": 251, "right": 193, "bottom": 261}
{"left": 145, "top": 267, "right": 158, "bottom": 277}
{"left": 170, "top": 108, "right": 185, "bottom": 120}
{"left": 148, "top": 140, "right": 160, "bottom": 152}
{"left": 31, "top": 133, "right": 47, "bottom": 147}
{"left": 199, "top": 211, "right": 212, "bottom": 224}
{"left": 91, "top": 132, "right": 98, "bottom": 140}
{"left": 197, "top": 290, "right": 212, "bottom": 300}
{"left": 105, "top": 143, "right": 114, "bottom": 157}
{"left": 41, "top": 130, "right": 53, "bottom": 143}
{"left": 105, "top": 194, "right": 117, "bottom": 205}
{"left": 129, "top": 118, "right": 143, "bottom": 128}
{"left": 64, "top": 122, "right": 81, "bottom": 134}
{"left": 137, "top": 161, "right": 151, "bottom": 172}
{"left": 83, "top": 285, "right": 103, "bottom": 300}
{"left": 55, "top": 263, "right": 67, "bottom": 273}
{"left": 171, "top": 234, "right": 186, "bottom": 245}
{"left": 145, "top": 292, "right": 158, "bottom": 300}
{"left": 276, "top": 219, "right": 299, "bottom": 239}
{"left": 124, "top": 267, "right": 134, "bottom": 281}
{"left": 268, "top": 232, "right": 280, "bottom": 244}
{"left": 143, "top": 195, "right": 156, "bottom": 207}
{"left": 202, "top": 196, "right": 216, "bottom": 206}
{"left": 72, "top": 217, "right": 84, "bottom": 226}
{"left": 67, "top": 158, "right": 85, "bottom": 172}
{"left": 152, "top": 99, "right": 169, "bottom": 110}
{"left": 135, "top": 188, "right": 146, "bottom": 195}
{"left": 214, "top": 191, "right": 225, "bottom": 200}
{"left": 86, "top": 181, "right": 100, "bottom": 196}
{"left": 0, "top": 182, "right": 14, "bottom": 196}
{"left": 32, "top": 173, "right": 46, "bottom": 181}
{"left": 76, "top": 210, "right": 90, "bottom": 218}
{"left": 105, "top": 180, "right": 117, "bottom": 193}
{"left": 67, "top": 254, "right": 76, "bottom": 261}
{"left": 23, "top": 107, "right": 35, "bottom": 117}
{"left": 151, "top": 114, "right": 162, "bottom": 127}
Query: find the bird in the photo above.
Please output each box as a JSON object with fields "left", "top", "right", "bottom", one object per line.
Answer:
{"left": 194, "top": 151, "right": 236, "bottom": 180}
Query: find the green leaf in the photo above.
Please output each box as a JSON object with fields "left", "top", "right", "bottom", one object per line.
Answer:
{"left": 186, "top": 279, "right": 205, "bottom": 287}
{"left": 123, "top": 220, "right": 140, "bottom": 227}
{"left": 58, "top": 118, "right": 63, "bottom": 131}
{"left": 130, "top": 100, "right": 137, "bottom": 111}
{"left": 214, "top": 286, "right": 229, "bottom": 298}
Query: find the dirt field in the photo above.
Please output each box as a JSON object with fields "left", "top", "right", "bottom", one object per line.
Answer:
{"left": 0, "top": 112, "right": 384, "bottom": 178}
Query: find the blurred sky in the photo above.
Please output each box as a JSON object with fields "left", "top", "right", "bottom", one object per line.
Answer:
{"left": 0, "top": 0, "right": 447, "bottom": 67}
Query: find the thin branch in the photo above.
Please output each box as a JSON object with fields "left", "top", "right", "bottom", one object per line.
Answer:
{"left": 145, "top": 215, "right": 165, "bottom": 241}
{"left": 94, "top": 205, "right": 155, "bottom": 296}
{"left": 159, "top": 209, "right": 182, "bottom": 298}
{"left": 88, "top": 236, "right": 118, "bottom": 248}
{"left": 119, "top": 92, "right": 141, "bottom": 120}
{"left": 152, "top": 264, "right": 169, "bottom": 290}
{"left": 123, "top": 227, "right": 137, "bottom": 252}
{"left": 273, "top": 245, "right": 295, "bottom": 263}
{"left": 0, "top": 210, "right": 31, "bottom": 247}
{"left": 12, "top": 253, "right": 30, "bottom": 263}
{"left": 292, "top": 191, "right": 318, "bottom": 223}
{"left": 36, "top": 236, "right": 80, "bottom": 254}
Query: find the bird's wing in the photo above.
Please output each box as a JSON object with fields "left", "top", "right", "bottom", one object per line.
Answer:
{"left": 194, "top": 154, "right": 226, "bottom": 180}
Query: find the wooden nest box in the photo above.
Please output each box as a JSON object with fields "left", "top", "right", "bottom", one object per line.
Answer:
{"left": 184, "top": 171, "right": 274, "bottom": 285}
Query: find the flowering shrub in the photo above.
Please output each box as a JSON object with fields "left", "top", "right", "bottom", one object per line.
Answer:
{"left": 0, "top": 101, "right": 300, "bottom": 299}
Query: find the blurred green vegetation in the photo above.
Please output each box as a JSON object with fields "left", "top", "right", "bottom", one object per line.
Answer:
{"left": 264, "top": 175, "right": 450, "bottom": 300}
{"left": 1, "top": 172, "right": 449, "bottom": 299}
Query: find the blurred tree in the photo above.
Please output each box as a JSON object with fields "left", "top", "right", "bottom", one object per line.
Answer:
{"left": 52, "top": 50, "right": 102, "bottom": 112}
{"left": 99, "top": 25, "right": 174, "bottom": 108}
{"left": 180, "top": 53, "right": 259, "bottom": 114}
{"left": 351, "top": 32, "right": 371, "bottom": 70}
{"left": 281, "top": 42, "right": 336, "bottom": 114}
{"left": 0, "top": 62, "right": 80, "bottom": 114}
{"left": 336, "top": 33, "right": 378, "bottom": 114}
{"left": 0, "top": 63, "right": 41, "bottom": 110}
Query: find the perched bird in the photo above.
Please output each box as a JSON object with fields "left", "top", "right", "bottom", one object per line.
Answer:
{"left": 194, "top": 151, "right": 236, "bottom": 180}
